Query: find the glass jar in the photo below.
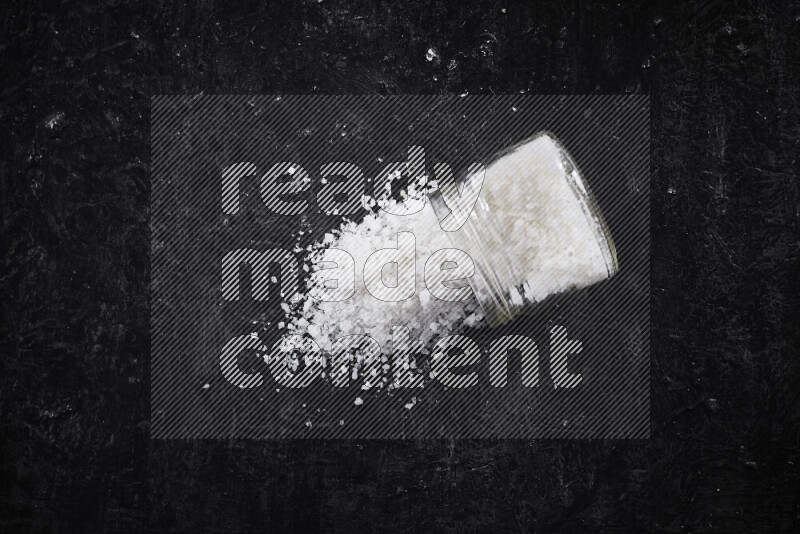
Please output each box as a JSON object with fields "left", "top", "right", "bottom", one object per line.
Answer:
{"left": 428, "top": 132, "right": 618, "bottom": 327}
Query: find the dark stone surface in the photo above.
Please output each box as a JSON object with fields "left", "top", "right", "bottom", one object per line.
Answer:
{"left": 1, "top": 0, "right": 798, "bottom": 531}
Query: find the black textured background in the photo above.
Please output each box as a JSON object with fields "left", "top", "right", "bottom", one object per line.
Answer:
{"left": 1, "top": 0, "right": 798, "bottom": 532}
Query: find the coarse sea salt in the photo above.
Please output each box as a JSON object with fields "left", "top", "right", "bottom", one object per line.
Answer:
{"left": 285, "top": 195, "right": 484, "bottom": 354}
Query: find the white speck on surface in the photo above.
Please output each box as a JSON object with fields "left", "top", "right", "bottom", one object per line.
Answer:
{"left": 425, "top": 48, "right": 438, "bottom": 62}
{"left": 202, "top": 383, "right": 210, "bottom": 389}
{"left": 354, "top": 397, "right": 363, "bottom": 406}
{"left": 44, "top": 112, "right": 65, "bottom": 130}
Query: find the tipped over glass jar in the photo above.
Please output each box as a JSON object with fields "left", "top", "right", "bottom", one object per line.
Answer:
{"left": 428, "top": 132, "right": 618, "bottom": 327}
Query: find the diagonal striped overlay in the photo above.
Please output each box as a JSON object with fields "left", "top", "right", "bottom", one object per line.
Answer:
{"left": 151, "top": 95, "right": 649, "bottom": 439}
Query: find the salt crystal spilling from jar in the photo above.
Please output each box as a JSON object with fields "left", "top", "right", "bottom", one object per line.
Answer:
{"left": 283, "top": 132, "right": 617, "bottom": 358}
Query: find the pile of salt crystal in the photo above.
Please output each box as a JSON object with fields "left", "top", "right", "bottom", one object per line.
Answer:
{"left": 284, "top": 189, "right": 484, "bottom": 356}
